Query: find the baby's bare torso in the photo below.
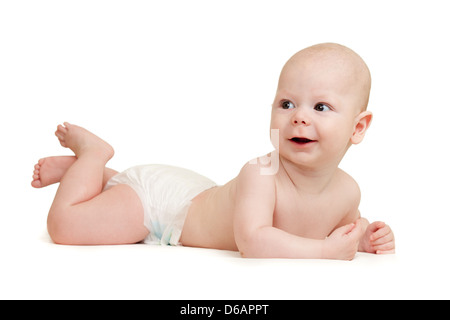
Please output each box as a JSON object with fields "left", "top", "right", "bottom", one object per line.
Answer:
{"left": 180, "top": 179, "right": 238, "bottom": 250}
{"left": 180, "top": 166, "right": 358, "bottom": 251}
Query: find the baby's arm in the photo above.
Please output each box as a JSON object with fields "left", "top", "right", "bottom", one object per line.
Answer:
{"left": 233, "top": 163, "right": 362, "bottom": 260}
{"left": 333, "top": 174, "right": 395, "bottom": 255}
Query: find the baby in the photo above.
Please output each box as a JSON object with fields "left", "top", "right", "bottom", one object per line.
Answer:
{"left": 32, "top": 43, "right": 395, "bottom": 260}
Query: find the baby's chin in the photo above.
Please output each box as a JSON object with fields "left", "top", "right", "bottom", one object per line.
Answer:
{"left": 278, "top": 152, "right": 311, "bottom": 166}
{"left": 278, "top": 151, "right": 330, "bottom": 171}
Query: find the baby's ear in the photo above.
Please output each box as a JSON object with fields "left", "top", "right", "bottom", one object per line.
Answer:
{"left": 351, "top": 111, "right": 373, "bottom": 145}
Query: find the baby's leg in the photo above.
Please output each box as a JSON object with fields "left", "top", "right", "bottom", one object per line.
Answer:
{"left": 31, "top": 156, "right": 118, "bottom": 189}
{"left": 46, "top": 123, "right": 148, "bottom": 245}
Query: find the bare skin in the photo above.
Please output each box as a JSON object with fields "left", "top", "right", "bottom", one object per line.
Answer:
{"left": 41, "top": 123, "right": 149, "bottom": 245}
{"left": 34, "top": 122, "right": 238, "bottom": 248}
{"left": 33, "top": 121, "right": 393, "bottom": 258}
{"left": 32, "top": 156, "right": 76, "bottom": 188}
{"left": 33, "top": 43, "right": 395, "bottom": 259}
{"left": 32, "top": 156, "right": 117, "bottom": 189}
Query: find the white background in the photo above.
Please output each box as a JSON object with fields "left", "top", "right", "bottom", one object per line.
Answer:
{"left": 1, "top": 0, "right": 449, "bottom": 299}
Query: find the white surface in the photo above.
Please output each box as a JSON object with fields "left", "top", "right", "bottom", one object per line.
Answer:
{"left": 1, "top": 1, "right": 450, "bottom": 299}
{"left": 0, "top": 234, "right": 418, "bottom": 300}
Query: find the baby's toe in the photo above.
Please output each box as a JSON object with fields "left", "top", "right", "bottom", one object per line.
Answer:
{"left": 31, "top": 178, "right": 42, "bottom": 188}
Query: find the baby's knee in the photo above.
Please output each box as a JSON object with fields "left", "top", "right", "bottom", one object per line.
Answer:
{"left": 47, "top": 207, "right": 78, "bottom": 245}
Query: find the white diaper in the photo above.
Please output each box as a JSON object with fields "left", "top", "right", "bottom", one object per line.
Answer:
{"left": 103, "top": 164, "right": 217, "bottom": 245}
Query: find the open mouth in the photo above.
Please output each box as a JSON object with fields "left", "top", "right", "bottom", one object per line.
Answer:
{"left": 289, "top": 137, "right": 316, "bottom": 145}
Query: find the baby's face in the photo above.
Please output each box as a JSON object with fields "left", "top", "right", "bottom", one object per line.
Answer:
{"left": 270, "top": 44, "right": 371, "bottom": 169}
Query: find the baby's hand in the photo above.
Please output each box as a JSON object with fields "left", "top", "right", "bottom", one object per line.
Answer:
{"left": 324, "top": 220, "right": 365, "bottom": 260}
{"left": 360, "top": 221, "right": 395, "bottom": 254}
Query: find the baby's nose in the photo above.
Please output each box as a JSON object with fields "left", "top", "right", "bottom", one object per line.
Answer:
{"left": 291, "top": 109, "right": 311, "bottom": 126}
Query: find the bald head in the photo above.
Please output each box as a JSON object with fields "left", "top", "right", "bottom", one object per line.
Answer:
{"left": 279, "top": 43, "right": 372, "bottom": 111}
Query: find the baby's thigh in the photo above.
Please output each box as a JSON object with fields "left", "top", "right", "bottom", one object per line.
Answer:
{"left": 66, "top": 184, "right": 148, "bottom": 245}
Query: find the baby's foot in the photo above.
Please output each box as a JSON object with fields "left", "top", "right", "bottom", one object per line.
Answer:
{"left": 55, "top": 122, "right": 114, "bottom": 161}
{"left": 31, "top": 156, "right": 77, "bottom": 188}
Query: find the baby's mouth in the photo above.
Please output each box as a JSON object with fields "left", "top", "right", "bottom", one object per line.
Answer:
{"left": 289, "top": 137, "right": 315, "bottom": 143}
{"left": 290, "top": 137, "right": 316, "bottom": 145}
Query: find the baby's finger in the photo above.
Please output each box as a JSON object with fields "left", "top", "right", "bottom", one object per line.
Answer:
{"left": 348, "top": 220, "right": 364, "bottom": 238}
{"left": 376, "top": 249, "right": 395, "bottom": 254}
{"left": 370, "top": 232, "right": 394, "bottom": 246}
{"left": 370, "top": 225, "right": 392, "bottom": 241}
{"left": 372, "top": 241, "right": 395, "bottom": 252}
{"left": 367, "top": 221, "right": 385, "bottom": 233}
{"left": 335, "top": 223, "right": 355, "bottom": 236}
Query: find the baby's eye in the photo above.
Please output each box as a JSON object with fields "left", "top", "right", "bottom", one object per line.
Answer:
{"left": 281, "top": 100, "right": 295, "bottom": 110}
{"left": 314, "top": 103, "right": 331, "bottom": 112}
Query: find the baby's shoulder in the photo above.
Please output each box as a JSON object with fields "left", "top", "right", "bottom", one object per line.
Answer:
{"left": 333, "top": 168, "right": 361, "bottom": 203}
{"left": 231, "top": 158, "right": 277, "bottom": 210}
{"left": 235, "top": 157, "right": 277, "bottom": 191}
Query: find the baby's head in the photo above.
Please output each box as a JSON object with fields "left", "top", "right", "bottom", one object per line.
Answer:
{"left": 270, "top": 43, "right": 373, "bottom": 169}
